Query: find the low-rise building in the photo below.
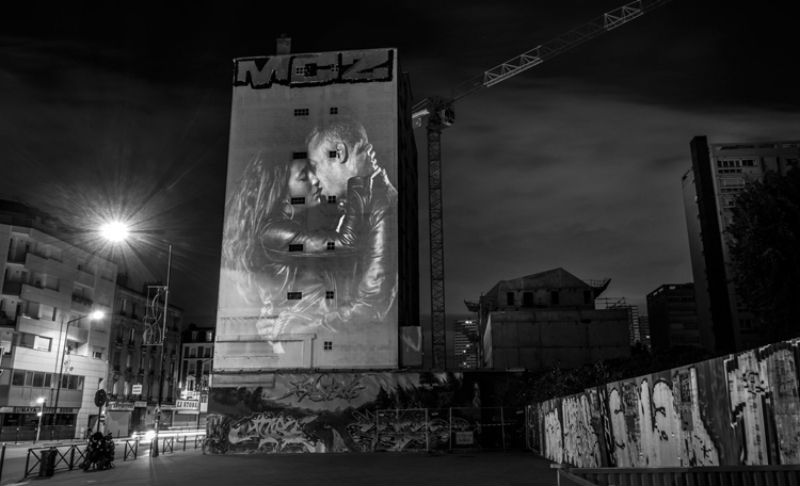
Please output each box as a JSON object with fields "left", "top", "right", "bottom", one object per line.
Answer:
{"left": 468, "top": 268, "right": 630, "bottom": 371}
{"left": 105, "top": 278, "right": 182, "bottom": 437}
{"left": 177, "top": 323, "right": 214, "bottom": 428}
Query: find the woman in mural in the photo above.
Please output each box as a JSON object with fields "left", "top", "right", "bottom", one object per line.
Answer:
{"left": 222, "top": 155, "right": 343, "bottom": 346}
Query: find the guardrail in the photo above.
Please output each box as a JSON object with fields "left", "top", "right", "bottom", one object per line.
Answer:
{"left": 553, "top": 464, "right": 800, "bottom": 486}
{"left": 24, "top": 444, "right": 85, "bottom": 478}
{"left": 19, "top": 433, "right": 206, "bottom": 480}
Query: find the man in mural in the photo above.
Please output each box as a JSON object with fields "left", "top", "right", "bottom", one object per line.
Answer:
{"left": 268, "top": 118, "right": 398, "bottom": 334}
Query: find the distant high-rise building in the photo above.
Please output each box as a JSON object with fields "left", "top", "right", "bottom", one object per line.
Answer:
{"left": 683, "top": 136, "right": 800, "bottom": 353}
{"left": 452, "top": 319, "right": 479, "bottom": 369}
{"left": 646, "top": 283, "right": 699, "bottom": 352}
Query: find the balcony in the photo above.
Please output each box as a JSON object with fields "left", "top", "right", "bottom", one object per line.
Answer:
{"left": 75, "top": 269, "right": 94, "bottom": 287}
{"left": 71, "top": 294, "right": 94, "bottom": 310}
{"left": 21, "top": 283, "right": 60, "bottom": 303}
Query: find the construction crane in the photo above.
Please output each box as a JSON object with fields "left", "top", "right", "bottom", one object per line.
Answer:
{"left": 413, "top": 0, "right": 673, "bottom": 370}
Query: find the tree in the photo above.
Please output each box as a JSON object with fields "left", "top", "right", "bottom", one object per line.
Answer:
{"left": 728, "top": 166, "right": 800, "bottom": 342}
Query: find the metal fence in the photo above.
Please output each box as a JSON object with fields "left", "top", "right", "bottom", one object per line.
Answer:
{"left": 20, "top": 433, "right": 206, "bottom": 480}
{"left": 554, "top": 465, "right": 800, "bottom": 486}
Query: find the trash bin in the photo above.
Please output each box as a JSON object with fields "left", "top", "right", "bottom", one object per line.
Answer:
{"left": 39, "top": 448, "right": 56, "bottom": 477}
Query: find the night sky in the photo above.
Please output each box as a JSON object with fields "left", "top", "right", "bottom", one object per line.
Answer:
{"left": 1, "top": 1, "right": 798, "bottom": 325}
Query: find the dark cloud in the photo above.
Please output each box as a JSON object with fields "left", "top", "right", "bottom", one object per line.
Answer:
{"left": 2, "top": 0, "right": 799, "bottom": 324}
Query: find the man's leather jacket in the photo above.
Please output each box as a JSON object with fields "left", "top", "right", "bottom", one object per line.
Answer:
{"left": 259, "top": 167, "right": 398, "bottom": 330}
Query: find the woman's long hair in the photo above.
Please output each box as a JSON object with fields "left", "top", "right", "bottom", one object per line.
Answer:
{"left": 222, "top": 156, "right": 291, "bottom": 304}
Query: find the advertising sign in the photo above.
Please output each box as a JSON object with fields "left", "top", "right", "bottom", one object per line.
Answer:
{"left": 217, "top": 48, "right": 400, "bottom": 371}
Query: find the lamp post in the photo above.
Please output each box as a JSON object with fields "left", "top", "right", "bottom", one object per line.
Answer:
{"left": 151, "top": 242, "right": 171, "bottom": 457}
{"left": 35, "top": 397, "right": 45, "bottom": 443}
{"left": 53, "top": 310, "right": 105, "bottom": 439}
{"left": 100, "top": 222, "right": 172, "bottom": 457}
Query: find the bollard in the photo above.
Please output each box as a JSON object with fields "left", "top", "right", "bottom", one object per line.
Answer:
{"left": 183, "top": 436, "right": 187, "bottom": 451}
{"left": 0, "top": 443, "right": 6, "bottom": 482}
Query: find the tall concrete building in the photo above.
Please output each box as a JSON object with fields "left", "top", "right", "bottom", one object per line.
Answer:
{"left": 0, "top": 200, "right": 117, "bottom": 440}
{"left": 683, "top": 136, "right": 800, "bottom": 353}
{"left": 646, "top": 283, "right": 699, "bottom": 352}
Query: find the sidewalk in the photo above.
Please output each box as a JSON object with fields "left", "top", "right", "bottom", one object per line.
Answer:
{"left": 9, "top": 450, "right": 560, "bottom": 486}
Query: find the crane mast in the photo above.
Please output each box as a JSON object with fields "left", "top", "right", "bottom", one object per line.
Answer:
{"left": 415, "top": 0, "right": 673, "bottom": 370}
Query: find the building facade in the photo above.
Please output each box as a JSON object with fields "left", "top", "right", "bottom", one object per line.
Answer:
{"left": 177, "top": 324, "right": 214, "bottom": 428}
{"left": 646, "top": 283, "right": 699, "bottom": 352}
{"left": 470, "top": 268, "right": 630, "bottom": 371}
{"left": 683, "top": 136, "right": 800, "bottom": 353}
{"left": 104, "top": 278, "right": 182, "bottom": 437}
{"left": 0, "top": 201, "right": 116, "bottom": 440}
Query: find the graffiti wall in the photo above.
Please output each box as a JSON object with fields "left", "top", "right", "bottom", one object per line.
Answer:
{"left": 530, "top": 338, "right": 800, "bottom": 467}
{"left": 206, "top": 372, "right": 495, "bottom": 454}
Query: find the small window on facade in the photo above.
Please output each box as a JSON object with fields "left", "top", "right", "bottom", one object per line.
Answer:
{"left": 328, "top": 150, "right": 337, "bottom": 159}
{"left": 287, "top": 292, "right": 302, "bottom": 300}
{"left": 329, "top": 107, "right": 338, "bottom": 115}
{"left": 295, "top": 66, "right": 304, "bottom": 75}
{"left": 550, "top": 291, "right": 560, "bottom": 305}
{"left": 522, "top": 292, "right": 533, "bottom": 307}
{"left": 293, "top": 108, "right": 309, "bottom": 116}
{"left": 290, "top": 196, "right": 305, "bottom": 205}
{"left": 326, "top": 242, "right": 335, "bottom": 251}
{"left": 289, "top": 244, "right": 304, "bottom": 252}
{"left": 325, "top": 291, "right": 334, "bottom": 299}
{"left": 327, "top": 195, "right": 337, "bottom": 204}
{"left": 93, "top": 351, "right": 103, "bottom": 359}
{"left": 506, "top": 292, "right": 514, "bottom": 306}
{"left": 323, "top": 341, "right": 332, "bottom": 350}
{"left": 206, "top": 331, "right": 213, "bottom": 342}
{"left": 292, "top": 151, "right": 307, "bottom": 159}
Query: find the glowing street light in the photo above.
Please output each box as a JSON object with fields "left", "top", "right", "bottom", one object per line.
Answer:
{"left": 99, "top": 221, "right": 130, "bottom": 243}
{"left": 101, "top": 223, "right": 172, "bottom": 457}
{"left": 35, "top": 397, "right": 46, "bottom": 443}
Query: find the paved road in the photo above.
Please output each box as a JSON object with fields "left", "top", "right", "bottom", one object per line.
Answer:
{"left": 0, "top": 437, "right": 202, "bottom": 486}
{"left": 2, "top": 449, "right": 563, "bottom": 486}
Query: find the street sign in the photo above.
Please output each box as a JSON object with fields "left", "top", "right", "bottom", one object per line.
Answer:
{"left": 132, "top": 384, "right": 143, "bottom": 394}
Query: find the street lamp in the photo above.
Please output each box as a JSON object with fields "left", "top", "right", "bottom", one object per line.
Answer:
{"left": 53, "top": 310, "right": 105, "bottom": 439}
{"left": 100, "top": 221, "right": 172, "bottom": 457}
{"left": 35, "top": 397, "right": 45, "bottom": 443}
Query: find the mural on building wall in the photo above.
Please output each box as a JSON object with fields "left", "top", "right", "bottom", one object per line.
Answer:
{"left": 531, "top": 338, "right": 800, "bottom": 468}
{"left": 206, "top": 372, "right": 482, "bottom": 454}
